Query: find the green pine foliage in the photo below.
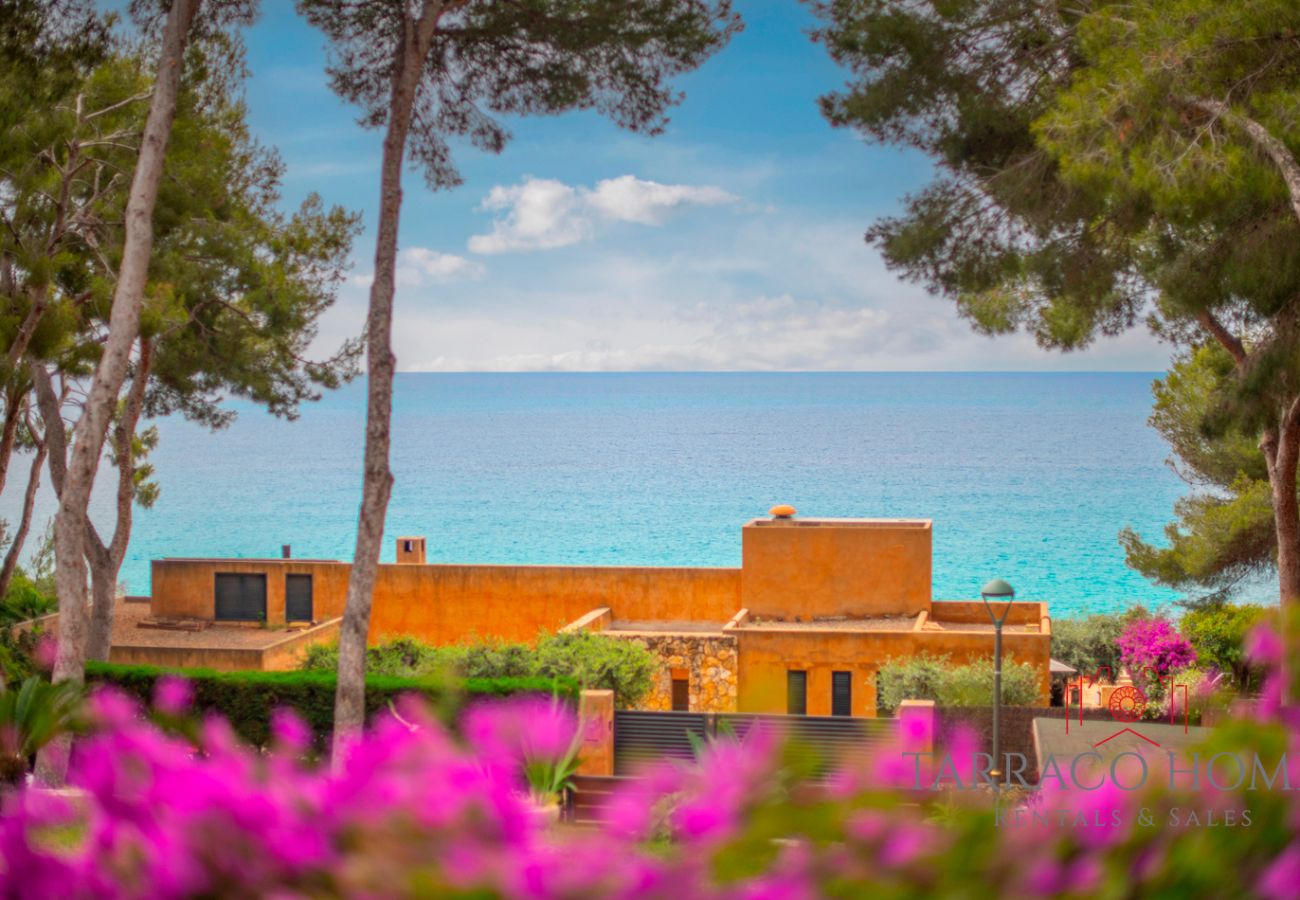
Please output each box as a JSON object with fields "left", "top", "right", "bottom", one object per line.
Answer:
{"left": 809, "top": 0, "right": 1300, "bottom": 608}
{"left": 86, "top": 661, "right": 578, "bottom": 750}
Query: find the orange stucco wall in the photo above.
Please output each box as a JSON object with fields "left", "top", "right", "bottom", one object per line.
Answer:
{"left": 736, "top": 624, "right": 1051, "bottom": 717}
{"left": 145, "top": 522, "right": 1051, "bottom": 716}
{"left": 929, "top": 600, "right": 1043, "bottom": 626}
{"left": 367, "top": 564, "right": 740, "bottom": 643}
{"left": 740, "top": 519, "right": 932, "bottom": 619}
{"left": 152, "top": 559, "right": 741, "bottom": 644}
{"left": 151, "top": 559, "right": 352, "bottom": 624}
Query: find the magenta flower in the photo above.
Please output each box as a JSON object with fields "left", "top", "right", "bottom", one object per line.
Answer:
{"left": 0, "top": 647, "right": 1296, "bottom": 899}
{"left": 1117, "top": 618, "right": 1196, "bottom": 683}
{"left": 1245, "top": 622, "right": 1284, "bottom": 667}
{"left": 153, "top": 675, "right": 193, "bottom": 716}
{"left": 1259, "top": 844, "right": 1300, "bottom": 900}
{"left": 33, "top": 634, "right": 57, "bottom": 672}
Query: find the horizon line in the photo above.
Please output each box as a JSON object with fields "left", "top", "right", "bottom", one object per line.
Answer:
{"left": 390, "top": 369, "right": 1165, "bottom": 375}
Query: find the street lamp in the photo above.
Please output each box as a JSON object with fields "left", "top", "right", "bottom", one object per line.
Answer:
{"left": 981, "top": 578, "right": 1015, "bottom": 787}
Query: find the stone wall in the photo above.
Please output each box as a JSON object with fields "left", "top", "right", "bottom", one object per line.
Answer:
{"left": 608, "top": 632, "right": 739, "bottom": 712}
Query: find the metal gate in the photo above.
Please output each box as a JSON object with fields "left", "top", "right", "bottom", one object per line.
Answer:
{"left": 285, "top": 574, "right": 313, "bottom": 622}
{"left": 613, "top": 709, "right": 898, "bottom": 776}
{"left": 214, "top": 573, "right": 267, "bottom": 622}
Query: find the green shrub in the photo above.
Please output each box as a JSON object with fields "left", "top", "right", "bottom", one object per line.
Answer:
{"left": 0, "top": 622, "right": 47, "bottom": 684}
{"left": 0, "top": 571, "right": 55, "bottom": 626}
{"left": 86, "top": 661, "right": 578, "bottom": 749}
{"left": 1146, "top": 665, "right": 1231, "bottom": 723}
{"left": 1180, "top": 602, "right": 1270, "bottom": 690}
{"left": 531, "top": 631, "right": 654, "bottom": 706}
{"left": 300, "top": 630, "right": 657, "bottom": 707}
{"left": 876, "top": 655, "right": 1040, "bottom": 716}
{"left": 1049, "top": 607, "right": 1152, "bottom": 679}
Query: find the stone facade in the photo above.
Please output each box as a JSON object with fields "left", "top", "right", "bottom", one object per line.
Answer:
{"left": 607, "top": 632, "right": 739, "bottom": 713}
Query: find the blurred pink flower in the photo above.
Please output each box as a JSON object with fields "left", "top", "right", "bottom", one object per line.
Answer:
{"left": 1246, "top": 623, "right": 1284, "bottom": 667}
{"left": 153, "top": 674, "right": 193, "bottom": 716}
{"left": 1258, "top": 844, "right": 1300, "bottom": 900}
{"left": 270, "top": 708, "right": 311, "bottom": 754}
{"left": 33, "top": 634, "right": 57, "bottom": 672}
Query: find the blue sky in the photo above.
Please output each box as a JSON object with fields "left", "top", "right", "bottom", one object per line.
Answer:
{"left": 233, "top": 1, "right": 1169, "bottom": 372}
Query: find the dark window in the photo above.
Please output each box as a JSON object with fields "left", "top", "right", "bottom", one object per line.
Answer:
{"left": 286, "top": 574, "right": 313, "bottom": 622}
{"left": 403, "top": 540, "right": 413, "bottom": 553}
{"left": 831, "top": 671, "right": 852, "bottom": 717}
{"left": 787, "top": 670, "right": 807, "bottom": 715}
{"left": 214, "top": 573, "right": 267, "bottom": 622}
{"left": 671, "top": 678, "right": 690, "bottom": 711}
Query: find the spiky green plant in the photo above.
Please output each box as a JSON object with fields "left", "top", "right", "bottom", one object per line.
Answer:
{"left": 0, "top": 677, "right": 82, "bottom": 786}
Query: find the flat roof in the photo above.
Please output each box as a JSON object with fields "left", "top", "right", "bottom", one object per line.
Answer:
{"left": 110, "top": 601, "right": 338, "bottom": 651}
{"left": 745, "top": 518, "right": 932, "bottom": 529}
{"left": 738, "top": 615, "right": 919, "bottom": 632}
{"left": 605, "top": 620, "right": 727, "bottom": 635}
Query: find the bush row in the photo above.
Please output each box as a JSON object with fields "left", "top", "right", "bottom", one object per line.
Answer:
{"left": 86, "top": 661, "right": 579, "bottom": 748}
{"left": 300, "top": 629, "right": 657, "bottom": 707}
{"left": 876, "top": 654, "right": 1040, "bottom": 716}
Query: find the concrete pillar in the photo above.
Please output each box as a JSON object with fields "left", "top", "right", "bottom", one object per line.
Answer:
{"left": 576, "top": 689, "right": 615, "bottom": 776}
{"left": 896, "top": 698, "right": 936, "bottom": 756}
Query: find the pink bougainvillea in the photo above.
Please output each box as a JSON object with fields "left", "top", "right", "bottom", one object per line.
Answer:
{"left": 0, "top": 631, "right": 1297, "bottom": 898}
{"left": 1116, "top": 617, "right": 1196, "bottom": 682}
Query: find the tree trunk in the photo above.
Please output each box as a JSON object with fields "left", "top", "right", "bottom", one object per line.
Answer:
{"left": 30, "top": 364, "right": 117, "bottom": 661}
{"left": 37, "top": 0, "right": 199, "bottom": 787}
{"left": 1199, "top": 308, "right": 1300, "bottom": 702}
{"left": 1262, "top": 400, "right": 1300, "bottom": 705}
{"left": 0, "top": 385, "right": 23, "bottom": 500}
{"left": 0, "top": 423, "right": 47, "bottom": 600}
{"left": 332, "top": 1, "right": 446, "bottom": 763}
{"left": 85, "top": 544, "right": 115, "bottom": 664}
{"left": 87, "top": 342, "right": 150, "bottom": 662}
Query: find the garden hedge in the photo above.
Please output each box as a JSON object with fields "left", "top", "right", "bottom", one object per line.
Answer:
{"left": 85, "top": 661, "right": 579, "bottom": 748}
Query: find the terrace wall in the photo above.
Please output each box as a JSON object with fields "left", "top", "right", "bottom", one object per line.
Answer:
{"left": 152, "top": 559, "right": 742, "bottom": 643}
{"left": 736, "top": 617, "right": 1051, "bottom": 717}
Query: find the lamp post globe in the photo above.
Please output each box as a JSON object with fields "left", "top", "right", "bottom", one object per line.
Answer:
{"left": 981, "top": 578, "right": 1016, "bottom": 602}
{"left": 980, "top": 579, "right": 1014, "bottom": 788}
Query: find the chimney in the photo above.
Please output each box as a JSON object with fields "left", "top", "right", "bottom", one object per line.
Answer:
{"left": 281, "top": 544, "right": 292, "bottom": 559}
{"left": 396, "top": 536, "right": 427, "bottom": 564}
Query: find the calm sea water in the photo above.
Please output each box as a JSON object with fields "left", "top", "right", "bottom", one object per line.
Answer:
{"left": 6, "top": 373, "right": 1218, "bottom": 617}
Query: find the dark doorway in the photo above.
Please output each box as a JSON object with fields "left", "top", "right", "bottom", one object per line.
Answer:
{"left": 671, "top": 678, "right": 690, "bottom": 711}
{"left": 831, "top": 671, "right": 852, "bottom": 717}
{"left": 285, "top": 574, "right": 313, "bottom": 622}
{"left": 214, "top": 573, "right": 267, "bottom": 622}
{"left": 787, "top": 670, "right": 807, "bottom": 715}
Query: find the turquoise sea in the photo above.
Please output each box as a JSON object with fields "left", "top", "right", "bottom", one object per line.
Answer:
{"left": 5, "top": 373, "right": 1233, "bottom": 617}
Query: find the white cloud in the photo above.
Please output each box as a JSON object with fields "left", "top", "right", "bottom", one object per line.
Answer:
{"left": 467, "top": 175, "right": 736, "bottom": 254}
{"left": 397, "top": 248, "right": 485, "bottom": 284}
{"left": 432, "top": 295, "right": 896, "bottom": 371}
{"left": 315, "top": 208, "right": 1171, "bottom": 375}
{"left": 585, "top": 175, "right": 735, "bottom": 225}
{"left": 351, "top": 248, "right": 485, "bottom": 290}
{"left": 468, "top": 179, "right": 589, "bottom": 254}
